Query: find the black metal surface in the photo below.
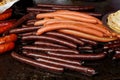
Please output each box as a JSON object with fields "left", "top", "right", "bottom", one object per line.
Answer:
{"left": 1, "top": 0, "right": 120, "bottom": 80}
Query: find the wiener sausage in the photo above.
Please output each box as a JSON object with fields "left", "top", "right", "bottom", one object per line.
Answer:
{"left": 0, "top": 42, "right": 15, "bottom": 54}
{"left": 19, "top": 32, "right": 36, "bottom": 36}
{"left": 79, "top": 38, "right": 98, "bottom": 46}
{"left": 27, "top": 7, "right": 55, "bottom": 12}
{"left": 37, "top": 23, "right": 104, "bottom": 37}
{"left": 55, "top": 10, "right": 102, "bottom": 24}
{"left": 9, "top": 26, "right": 41, "bottom": 34}
{"left": 23, "top": 51, "right": 81, "bottom": 65}
{"left": 104, "top": 43, "right": 120, "bottom": 50}
{"left": 45, "top": 32, "right": 84, "bottom": 45}
{"left": 44, "top": 20, "right": 111, "bottom": 36}
{"left": 0, "top": 34, "right": 17, "bottom": 44}
{"left": 34, "top": 41, "right": 66, "bottom": 48}
{"left": 22, "top": 45, "right": 79, "bottom": 54}
{"left": 58, "top": 29, "right": 117, "bottom": 42}
{"left": 37, "top": 3, "right": 94, "bottom": 9}
{"left": 48, "top": 52, "right": 106, "bottom": 60}
{"left": 35, "top": 56, "right": 96, "bottom": 76}
{"left": 22, "top": 35, "right": 77, "bottom": 48}
{"left": 11, "top": 52, "right": 63, "bottom": 73}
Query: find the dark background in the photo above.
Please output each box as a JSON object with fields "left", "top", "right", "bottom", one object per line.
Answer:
{"left": 1, "top": 0, "right": 120, "bottom": 80}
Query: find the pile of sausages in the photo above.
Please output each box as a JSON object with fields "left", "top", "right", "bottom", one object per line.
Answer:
{"left": 9, "top": 7, "right": 120, "bottom": 76}
{"left": 0, "top": 20, "right": 18, "bottom": 54}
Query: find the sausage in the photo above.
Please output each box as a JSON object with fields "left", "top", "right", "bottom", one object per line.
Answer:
{"left": 58, "top": 29, "right": 117, "bottom": 42}
{"left": 37, "top": 3, "right": 94, "bottom": 9}
{"left": 26, "top": 21, "right": 35, "bottom": 25}
{"left": 45, "top": 32, "right": 84, "bottom": 45}
{"left": 107, "top": 39, "right": 120, "bottom": 44}
{"left": 27, "top": 7, "right": 55, "bottom": 12}
{"left": 53, "top": 6, "right": 95, "bottom": 11}
{"left": 44, "top": 20, "right": 109, "bottom": 35}
{"left": 23, "top": 51, "right": 82, "bottom": 65}
{"left": 19, "top": 32, "right": 36, "bottom": 36}
{"left": 78, "top": 46, "right": 93, "bottom": 50}
{"left": 22, "top": 35, "right": 77, "bottom": 48}
{"left": 79, "top": 38, "right": 98, "bottom": 46}
{"left": 104, "top": 43, "right": 120, "bottom": 50}
{"left": 0, "top": 21, "right": 14, "bottom": 34}
{"left": 22, "top": 45, "right": 79, "bottom": 54}
{"left": 84, "top": 12, "right": 102, "bottom": 17}
{"left": 0, "top": 34, "right": 17, "bottom": 44}
{"left": 9, "top": 26, "right": 41, "bottom": 34}
{"left": 55, "top": 10, "right": 102, "bottom": 24}
{"left": 34, "top": 41, "right": 66, "bottom": 48}
{"left": 48, "top": 52, "right": 106, "bottom": 60}
{"left": 0, "top": 42, "right": 15, "bottom": 54}
{"left": 37, "top": 23, "right": 104, "bottom": 37}
{"left": 27, "top": 19, "right": 36, "bottom": 23}
{"left": 11, "top": 52, "right": 63, "bottom": 73}
{"left": 36, "top": 56, "right": 96, "bottom": 76}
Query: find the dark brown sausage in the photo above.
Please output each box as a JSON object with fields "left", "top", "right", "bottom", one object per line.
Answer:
{"left": 9, "top": 26, "right": 41, "bottom": 34}
{"left": 104, "top": 43, "right": 120, "bottom": 50}
{"left": 4, "top": 13, "right": 35, "bottom": 35}
{"left": 52, "top": 6, "right": 94, "bottom": 11}
{"left": 48, "top": 52, "right": 106, "bottom": 60}
{"left": 79, "top": 38, "right": 98, "bottom": 46}
{"left": 34, "top": 41, "right": 66, "bottom": 48}
{"left": 22, "top": 35, "right": 77, "bottom": 49}
{"left": 78, "top": 46, "right": 93, "bottom": 50}
{"left": 23, "top": 51, "right": 81, "bottom": 65}
{"left": 37, "top": 3, "right": 94, "bottom": 9}
{"left": 11, "top": 52, "right": 63, "bottom": 73}
{"left": 45, "top": 32, "right": 84, "bottom": 46}
{"left": 22, "top": 45, "right": 79, "bottom": 54}
{"left": 19, "top": 32, "right": 36, "bottom": 36}
{"left": 36, "top": 55, "right": 96, "bottom": 76}
{"left": 27, "top": 7, "right": 55, "bottom": 12}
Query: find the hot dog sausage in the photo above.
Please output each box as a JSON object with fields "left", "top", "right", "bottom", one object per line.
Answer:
{"left": 11, "top": 52, "right": 63, "bottom": 73}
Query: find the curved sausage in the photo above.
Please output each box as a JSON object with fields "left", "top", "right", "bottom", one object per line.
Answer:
{"left": 45, "top": 32, "right": 84, "bottom": 45}
{"left": 58, "top": 29, "right": 117, "bottom": 42}
{"left": 22, "top": 35, "right": 77, "bottom": 48}
{"left": 37, "top": 23, "right": 104, "bottom": 37}
{"left": 11, "top": 52, "right": 63, "bottom": 73}
{"left": 36, "top": 56, "right": 96, "bottom": 76}
{"left": 22, "top": 51, "right": 81, "bottom": 65}
{"left": 78, "top": 38, "right": 98, "bottom": 46}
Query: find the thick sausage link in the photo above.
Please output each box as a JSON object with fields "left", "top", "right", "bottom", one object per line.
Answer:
{"left": 0, "top": 34, "right": 17, "bottom": 44}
